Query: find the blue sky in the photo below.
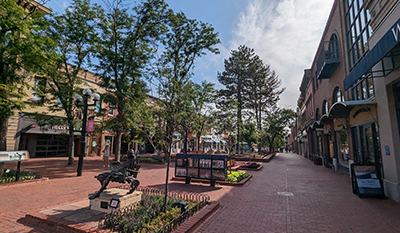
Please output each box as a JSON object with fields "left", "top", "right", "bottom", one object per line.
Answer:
{"left": 44, "top": 0, "right": 334, "bottom": 110}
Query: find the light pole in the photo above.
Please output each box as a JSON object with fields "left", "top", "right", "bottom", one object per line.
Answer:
{"left": 74, "top": 88, "right": 100, "bottom": 177}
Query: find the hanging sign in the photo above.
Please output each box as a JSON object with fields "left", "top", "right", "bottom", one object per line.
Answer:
{"left": 351, "top": 164, "right": 384, "bottom": 197}
{"left": 0, "top": 151, "right": 30, "bottom": 162}
{"left": 87, "top": 119, "right": 94, "bottom": 132}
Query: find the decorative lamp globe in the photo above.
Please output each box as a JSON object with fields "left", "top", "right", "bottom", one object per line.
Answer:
{"left": 83, "top": 88, "right": 92, "bottom": 96}
{"left": 91, "top": 93, "right": 100, "bottom": 102}
{"left": 74, "top": 94, "right": 83, "bottom": 103}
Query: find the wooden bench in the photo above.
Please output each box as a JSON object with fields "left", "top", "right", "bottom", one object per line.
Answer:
{"left": 227, "top": 159, "right": 240, "bottom": 171}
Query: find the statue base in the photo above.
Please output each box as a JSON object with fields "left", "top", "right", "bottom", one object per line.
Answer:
{"left": 89, "top": 188, "right": 142, "bottom": 214}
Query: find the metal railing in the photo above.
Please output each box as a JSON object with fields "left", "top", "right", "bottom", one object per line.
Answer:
{"left": 98, "top": 186, "right": 210, "bottom": 232}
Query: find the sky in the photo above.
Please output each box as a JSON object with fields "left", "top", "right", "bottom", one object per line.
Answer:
{"left": 44, "top": 0, "right": 335, "bottom": 110}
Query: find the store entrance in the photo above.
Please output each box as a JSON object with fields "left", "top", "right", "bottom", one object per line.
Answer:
{"left": 351, "top": 122, "right": 382, "bottom": 179}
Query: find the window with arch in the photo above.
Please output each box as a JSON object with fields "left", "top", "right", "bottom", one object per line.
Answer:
{"left": 316, "top": 108, "right": 320, "bottom": 121}
{"left": 333, "top": 87, "right": 344, "bottom": 104}
{"left": 329, "top": 34, "right": 339, "bottom": 59}
{"left": 323, "top": 100, "right": 329, "bottom": 115}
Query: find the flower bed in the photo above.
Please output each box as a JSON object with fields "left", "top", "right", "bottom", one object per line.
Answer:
{"left": 227, "top": 171, "right": 250, "bottom": 183}
{"left": 0, "top": 169, "right": 41, "bottom": 184}
{"left": 101, "top": 193, "right": 201, "bottom": 233}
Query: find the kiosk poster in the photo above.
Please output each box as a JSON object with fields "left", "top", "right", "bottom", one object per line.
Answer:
{"left": 187, "top": 168, "right": 198, "bottom": 178}
{"left": 176, "top": 168, "right": 187, "bottom": 177}
{"left": 352, "top": 164, "right": 384, "bottom": 196}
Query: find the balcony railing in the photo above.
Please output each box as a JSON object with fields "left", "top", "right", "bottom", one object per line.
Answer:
{"left": 316, "top": 41, "right": 340, "bottom": 79}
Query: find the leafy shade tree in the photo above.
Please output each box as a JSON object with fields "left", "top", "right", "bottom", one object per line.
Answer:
{"left": 38, "top": 0, "right": 102, "bottom": 165}
{"left": 217, "top": 45, "right": 256, "bottom": 153}
{"left": 213, "top": 98, "right": 238, "bottom": 156}
{"left": 154, "top": 11, "right": 219, "bottom": 212}
{"left": 262, "top": 107, "right": 295, "bottom": 153}
{"left": 0, "top": 0, "right": 53, "bottom": 175}
{"left": 186, "top": 81, "right": 216, "bottom": 153}
{"left": 242, "top": 119, "right": 258, "bottom": 152}
{"left": 96, "top": 0, "right": 169, "bottom": 162}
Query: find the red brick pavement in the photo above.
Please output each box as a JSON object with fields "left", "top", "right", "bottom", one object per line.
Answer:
{"left": 194, "top": 153, "right": 400, "bottom": 233}
{"left": 0, "top": 156, "right": 234, "bottom": 232}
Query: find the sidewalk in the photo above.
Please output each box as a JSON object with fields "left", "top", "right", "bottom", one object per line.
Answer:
{"left": 195, "top": 152, "right": 400, "bottom": 233}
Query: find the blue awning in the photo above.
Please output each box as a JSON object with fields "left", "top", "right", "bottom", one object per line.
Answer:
{"left": 221, "top": 140, "right": 227, "bottom": 144}
{"left": 203, "top": 140, "right": 213, "bottom": 143}
{"left": 344, "top": 17, "right": 400, "bottom": 90}
{"left": 173, "top": 133, "right": 180, "bottom": 136}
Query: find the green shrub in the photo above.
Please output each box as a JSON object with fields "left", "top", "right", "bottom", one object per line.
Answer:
{"left": 227, "top": 171, "right": 250, "bottom": 183}
{"left": 0, "top": 170, "right": 38, "bottom": 184}
{"left": 138, "top": 156, "right": 165, "bottom": 163}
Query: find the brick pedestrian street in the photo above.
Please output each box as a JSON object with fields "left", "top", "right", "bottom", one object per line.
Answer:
{"left": 1, "top": 153, "right": 400, "bottom": 232}
{"left": 195, "top": 153, "right": 400, "bottom": 233}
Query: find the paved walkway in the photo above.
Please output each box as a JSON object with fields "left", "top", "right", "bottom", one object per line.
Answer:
{"left": 2, "top": 153, "right": 400, "bottom": 232}
{"left": 0, "top": 156, "right": 233, "bottom": 232}
{"left": 195, "top": 152, "right": 400, "bottom": 233}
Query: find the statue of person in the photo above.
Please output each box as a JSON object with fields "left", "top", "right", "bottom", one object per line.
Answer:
{"left": 89, "top": 149, "right": 140, "bottom": 200}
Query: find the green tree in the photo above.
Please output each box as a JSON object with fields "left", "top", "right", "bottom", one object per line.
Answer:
{"left": 262, "top": 107, "right": 295, "bottom": 153}
{"left": 0, "top": 0, "right": 53, "bottom": 151}
{"left": 96, "top": 0, "right": 169, "bottom": 162}
{"left": 242, "top": 118, "right": 258, "bottom": 151}
{"left": 187, "top": 81, "right": 216, "bottom": 152}
{"left": 213, "top": 98, "right": 238, "bottom": 156}
{"left": 243, "top": 54, "right": 284, "bottom": 151}
{"left": 38, "top": 0, "right": 102, "bottom": 165}
{"left": 154, "top": 11, "right": 219, "bottom": 212}
{"left": 217, "top": 45, "right": 256, "bottom": 153}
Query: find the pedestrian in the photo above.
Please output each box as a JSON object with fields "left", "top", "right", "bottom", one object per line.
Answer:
{"left": 102, "top": 144, "right": 110, "bottom": 167}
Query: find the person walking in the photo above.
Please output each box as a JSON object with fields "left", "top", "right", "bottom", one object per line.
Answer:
{"left": 102, "top": 144, "right": 110, "bottom": 167}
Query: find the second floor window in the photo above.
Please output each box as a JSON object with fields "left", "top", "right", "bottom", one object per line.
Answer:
{"left": 333, "top": 87, "right": 344, "bottom": 104}
{"left": 108, "top": 103, "right": 115, "bottom": 116}
{"left": 323, "top": 100, "right": 329, "bottom": 115}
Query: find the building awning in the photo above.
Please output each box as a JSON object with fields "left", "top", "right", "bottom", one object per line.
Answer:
{"left": 203, "top": 140, "right": 213, "bottom": 143}
{"left": 213, "top": 140, "right": 220, "bottom": 143}
{"left": 344, "top": 18, "right": 400, "bottom": 90}
{"left": 173, "top": 133, "right": 181, "bottom": 136}
{"left": 329, "top": 100, "right": 376, "bottom": 118}
{"left": 221, "top": 140, "right": 227, "bottom": 144}
{"left": 308, "top": 121, "right": 322, "bottom": 130}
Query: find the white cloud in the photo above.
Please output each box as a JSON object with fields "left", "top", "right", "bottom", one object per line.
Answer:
{"left": 226, "top": 0, "right": 334, "bottom": 109}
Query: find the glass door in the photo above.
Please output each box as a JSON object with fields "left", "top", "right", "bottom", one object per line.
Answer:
{"left": 336, "top": 130, "right": 349, "bottom": 168}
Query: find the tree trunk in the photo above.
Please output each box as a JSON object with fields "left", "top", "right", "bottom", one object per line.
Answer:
{"left": 163, "top": 141, "right": 172, "bottom": 213}
{"left": 184, "top": 129, "right": 188, "bottom": 153}
{"left": 115, "top": 131, "right": 122, "bottom": 162}
{"left": 0, "top": 117, "right": 8, "bottom": 177}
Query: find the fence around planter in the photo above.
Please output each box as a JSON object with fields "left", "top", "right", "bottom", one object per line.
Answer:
{"left": 98, "top": 185, "right": 210, "bottom": 233}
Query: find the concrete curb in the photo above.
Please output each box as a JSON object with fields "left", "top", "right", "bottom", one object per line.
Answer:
{"left": 171, "top": 175, "right": 253, "bottom": 186}
{"left": 0, "top": 177, "right": 49, "bottom": 188}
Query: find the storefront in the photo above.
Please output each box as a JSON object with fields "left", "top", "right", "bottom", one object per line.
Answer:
{"left": 15, "top": 113, "right": 80, "bottom": 158}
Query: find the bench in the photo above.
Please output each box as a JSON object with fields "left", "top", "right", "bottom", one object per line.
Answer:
{"left": 227, "top": 159, "right": 240, "bottom": 171}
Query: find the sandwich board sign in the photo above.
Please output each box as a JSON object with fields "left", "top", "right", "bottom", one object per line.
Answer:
{"left": 351, "top": 163, "right": 384, "bottom": 198}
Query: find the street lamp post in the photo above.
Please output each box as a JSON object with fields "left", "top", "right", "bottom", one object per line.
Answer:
{"left": 74, "top": 88, "right": 100, "bottom": 177}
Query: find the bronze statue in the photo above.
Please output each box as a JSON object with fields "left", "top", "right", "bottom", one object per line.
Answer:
{"left": 89, "top": 149, "right": 140, "bottom": 200}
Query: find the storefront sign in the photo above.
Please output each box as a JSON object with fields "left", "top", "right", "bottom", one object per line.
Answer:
{"left": 0, "top": 151, "right": 30, "bottom": 162}
{"left": 351, "top": 164, "right": 384, "bottom": 197}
